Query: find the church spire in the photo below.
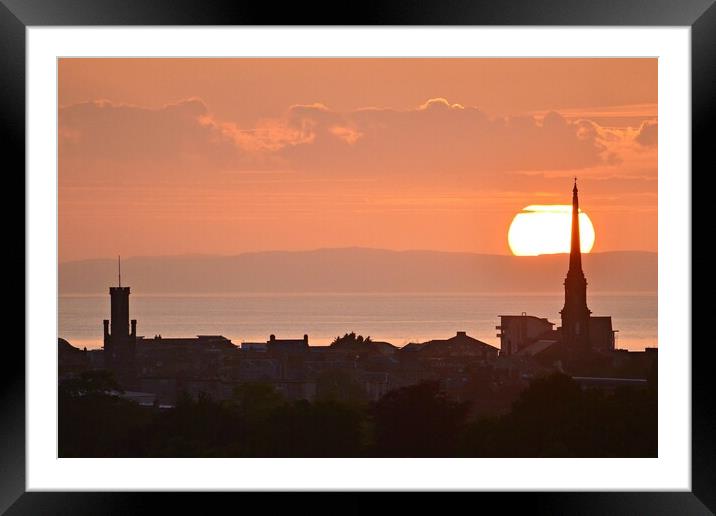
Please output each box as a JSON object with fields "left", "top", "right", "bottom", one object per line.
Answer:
{"left": 561, "top": 178, "right": 591, "bottom": 348}
{"left": 569, "top": 177, "right": 583, "bottom": 274}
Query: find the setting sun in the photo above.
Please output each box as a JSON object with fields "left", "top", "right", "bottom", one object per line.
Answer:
{"left": 508, "top": 205, "right": 596, "bottom": 256}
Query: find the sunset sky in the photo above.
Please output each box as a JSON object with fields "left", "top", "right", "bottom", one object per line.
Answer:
{"left": 58, "top": 58, "right": 657, "bottom": 263}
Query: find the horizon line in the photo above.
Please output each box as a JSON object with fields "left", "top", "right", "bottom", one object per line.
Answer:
{"left": 59, "top": 246, "right": 658, "bottom": 264}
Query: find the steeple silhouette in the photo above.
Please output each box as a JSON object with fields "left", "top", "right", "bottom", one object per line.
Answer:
{"left": 569, "top": 178, "right": 582, "bottom": 274}
{"left": 560, "top": 178, "right": 591, "bottom": 348}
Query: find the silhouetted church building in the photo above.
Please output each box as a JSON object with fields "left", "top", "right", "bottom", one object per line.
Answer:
{"left": 499, "top": 180, "right": 616, "bottom": 356}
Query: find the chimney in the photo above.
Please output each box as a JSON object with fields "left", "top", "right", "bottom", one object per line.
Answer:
{"left": 457, "top": 331, "right": 467, "bottom": 337}
{"left": 304, "top": 334, "right": 309, "bottom": 344}
{"left": 131, "top": 319, "right": 137, "bottom": 337}
{"left": 269, "top": 334, "right": 275, "bottom": 342}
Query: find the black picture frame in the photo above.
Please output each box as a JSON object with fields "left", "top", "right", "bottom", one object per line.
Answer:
{"left": 4, "top": 0, "right": 713, "bottom": 513}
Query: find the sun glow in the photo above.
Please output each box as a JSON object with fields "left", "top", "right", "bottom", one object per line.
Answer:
{"left": 508, "top": 205, "right": 596, "bottom": 256}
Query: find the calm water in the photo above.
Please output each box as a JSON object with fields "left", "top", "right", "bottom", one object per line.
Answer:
{"left": 58, "top": 292, "right": 657, "bottom": 351}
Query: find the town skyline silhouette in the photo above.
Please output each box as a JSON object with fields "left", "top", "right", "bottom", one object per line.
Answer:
{"left": 60, "top": 180, "right": 657, "bottom": 458}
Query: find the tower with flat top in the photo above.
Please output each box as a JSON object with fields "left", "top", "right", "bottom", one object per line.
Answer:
{"left": 103, "top": 257, "right": 137, "bottom": 387}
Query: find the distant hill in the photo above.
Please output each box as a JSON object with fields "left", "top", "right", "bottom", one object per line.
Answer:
{"left": 59, "top": 248, "right": 657, "bottom": 295}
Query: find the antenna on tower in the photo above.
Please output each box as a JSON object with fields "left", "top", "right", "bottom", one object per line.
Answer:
{"left": 118, "top": 255, "right": 121, "bottom": 287}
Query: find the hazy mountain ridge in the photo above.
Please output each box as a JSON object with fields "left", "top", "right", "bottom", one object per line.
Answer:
{"left": 59, "top": 248, "right": 657, "bottom": 295}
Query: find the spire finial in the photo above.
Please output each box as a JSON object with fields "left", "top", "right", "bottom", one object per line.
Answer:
{"left": 118, "top": 255, "right": 121, "bottom": 287}
{"left": 568, "top": 178, "right": 582, "bottom": 273}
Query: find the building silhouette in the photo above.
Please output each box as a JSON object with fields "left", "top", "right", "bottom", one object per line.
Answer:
{"left": 496, "top": 315, "right": 555, "bottom": 356}
{"left": 103, "top": 258, "right": 137, "bottom": 387}
{"left": 407, "top": 331, "right": 499, "bottom": 360}
{"left": 499, "top": 181, "right": 615, "bottom": 356}
{"left": 560, "top": 179, "right": 592, "bottom": 348}
{"left": 267, "top": 334, "right": 310, "bottom": 353}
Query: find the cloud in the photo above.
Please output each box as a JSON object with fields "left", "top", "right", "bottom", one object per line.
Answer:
{"left": 418, "top": 97, "right": 465, "bottom": 110}
{"left": 59, "top": 98, "right": 235, "bottom": 163}
{"left": 59, "top": 97, "right": 643, "bottom": 181}
{"left": 635, "top": 120, "right": 658, "bottom": 147}
{"left": 277, "top": 104, "right": 617, "bottom": 175}
{"left": 329, "top": 126, "right": 363, "bottom": 145}
{"left": 59, "top": 98, "right": 290, "bottom": 179}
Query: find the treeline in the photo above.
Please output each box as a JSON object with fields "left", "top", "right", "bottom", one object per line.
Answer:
{"left": 59, "top": 372, "right": 656, "bottom": 458}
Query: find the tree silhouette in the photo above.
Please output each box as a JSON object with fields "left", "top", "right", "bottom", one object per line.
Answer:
{"left": 460, "top": 372, "right": 657, "bottom": 457}
{"left": 58, "top": 372, "right": 656, "bottom": 458}
{"left": 331, "top": 332, "right": 372, "bottom": 346}
{"left": 59, "top": 369, "right": 121, "bottom": 398}
{"left": 372, "top": 381, "right": 469, "bottom": 457}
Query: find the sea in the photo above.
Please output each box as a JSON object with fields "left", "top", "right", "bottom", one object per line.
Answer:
{"left": 58, "top": 292, "right": 657, "bottom": 352}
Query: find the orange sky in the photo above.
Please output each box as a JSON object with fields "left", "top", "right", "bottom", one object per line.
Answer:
{"left": 58, "top": 58, "right": 657, "bottom": 262}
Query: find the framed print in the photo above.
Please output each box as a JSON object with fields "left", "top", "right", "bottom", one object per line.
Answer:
{"left": 5, "top": 0, "right": 714, "bottom": 513}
